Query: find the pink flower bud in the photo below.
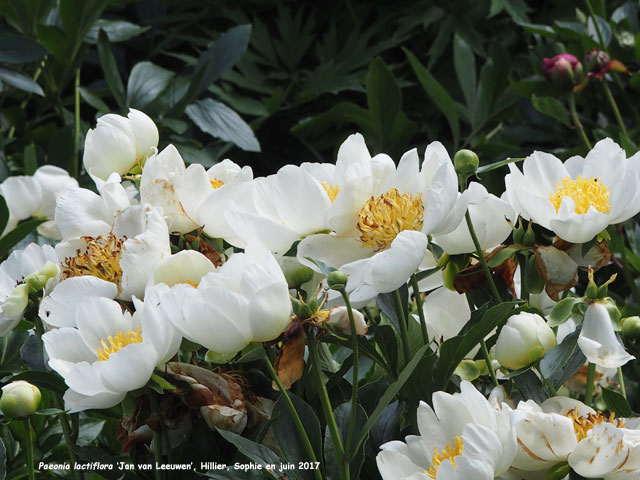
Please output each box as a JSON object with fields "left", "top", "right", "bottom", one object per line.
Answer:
{"left": 542, "top": 53, "right": 584, "bottom": 89}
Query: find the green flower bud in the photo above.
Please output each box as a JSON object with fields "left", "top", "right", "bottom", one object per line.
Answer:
{"left": 453, "top": 149, "right": 479, "bottom": 177}
{"left": 0, "top": 381, "right": 41, "bottom": 418}
{"left": 282, "top": 257, "right": 314, "bottom": 288}
{"left": 522, "top": 222, "right": 536, "bottom": 247}
{"left": 25, "top": 260, "right": 60, "bottom": 292}
{"left": 327, "top": 270, "right": 348, "bottom": 290}
{"left": 622, "top": 316, "right": 640, "bottom": 339}
{"left": 512, "top": 220, "right": 524, "bottom": 245}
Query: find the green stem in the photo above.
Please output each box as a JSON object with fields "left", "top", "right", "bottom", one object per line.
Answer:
{"left": 410, "top": 274, "right": 429, "bottom": 344}
{"left": 264, "top": 355, "right": 323, "bottom": 480}
{"left": 306, "top": 328, "right": 346, "bottom": 479}
{"left": 618, "top": 366, "right": 627, "bottom": 400}
{"left": 519, "top": 254, "right": 529, "bottom": 304}
{"left": 568, "top": 92, "right": 592, "bottom": 149}
{"left": 480, "top": 339, "right": 499, "bottom": 387}
{"left": 53, "top": 396, "right": 82, "bottom": 480}
{"left": 602, "top": 81, "right": 629, "bottom": 139}
{"left": 148, "top": 393, "right": 163, "bottom": 480}
{"left": 464, "top": 211, "right": 501, "bottom": 304}
{"left": 25, "top": 418, "right": 34, "bottom": 480}
{"left": 338, "top": 288, "right": 359, "bottom": 459}
{"left": 392, "top": 289, "right": 411, "bottom": 366}
{"left": 584, "top": 362, "right": 596, "bottom": 406}
{"left": 73, "top": 68, "right": 81, "bottom": 178}
{"left": 585, "top": 0, "right": 605, "bottom": 48}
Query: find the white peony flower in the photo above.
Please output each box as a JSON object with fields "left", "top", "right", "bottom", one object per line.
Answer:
{"left": 504, "top": 138, "right": 640, "bottom": 243}
{"left": 0, "top": 243, "right": 59, "bottom": 336}
{"left": 167, "top": 242, "right": 291, "bottom": 355}
{"left": 42, "top": 289, "right": 180, "bottom": 413}
{"left": 376, "top": 381, "right": 516, "bottom": 479}
{"left": 83, "top": 109, "right": 158, "bottom": 180}
{"left": 297, "top": 134, "right": 466, "bottom": 306}
{"left": 578, "top": 302, "right": 634, "bottom": 369}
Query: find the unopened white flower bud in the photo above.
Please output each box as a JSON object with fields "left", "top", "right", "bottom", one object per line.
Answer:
{"left": 327, "top": 306, "right": 368, "bottom": 336}
{"left": 0, "top": 381, "right": 41, "bottom": 418}
{"left": 496, "top": 312, "right": 556, "bottom": 370}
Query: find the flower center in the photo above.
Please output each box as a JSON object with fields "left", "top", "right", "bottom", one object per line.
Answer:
{"left": 427, "top": 436, "right": 464, "bottom": 479}
{"left": 548, "top": 175, "right": 611, "bottom": 215}
{"left": 320, "top": 181, "right": 340, "bottom": 203}
{"left": 62, "top": 234, "right": 123, "bottom": 286}
{"left": 210, "top": 178, "right": 224, "bottom": 189}
{"left": 96, "top": 326, "right": 143, "bottom": 361}
{"left": 357, "top": 188, "right": 424, "bottom": 250}
{"left": 565, "top": 408, "right": 625, "bottom": 442}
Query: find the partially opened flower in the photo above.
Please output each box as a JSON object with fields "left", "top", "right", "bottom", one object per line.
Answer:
{"left": 495, "top": 312, "right": 556, "bottom": 370}
{"left": 167, "top": 242, "right": 291, "bottom": 355}
{"left": 505, "top": 138, "right": 640, "bottom": 243}
{"left": 83, "top": 109, "right": 158, "bottom": 180}
{"left": 42, "top": 289, "right": 180, "bottom": 412}
{"left": 0, "top": 165, "right": 78, "bottom": 238}
{"left": 298, "top": 134, "right": 466, "bottom": 306}
{"left": 0, "top": 243, "right": 59, "bottom": 336}
{"left": 432, "top": 182, "right": 513, "bottom": 255}
{"left": 376, "top": 381, "right": 516, "bottom": 479}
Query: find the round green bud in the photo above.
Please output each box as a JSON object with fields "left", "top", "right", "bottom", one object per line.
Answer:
{"left": 621, "top": 316, "right": 640, "bottom": 339}
{"left": 327, "top": 270, "right": 348, "bottom": 290}
{"left": 454, "top": 149, "right": 479, "bottom": 177}
{"left": 0, "top": 381, "right": 41, "bottom": 418}
{"left": 284, "top": 265, "right": 314, "bottom": 288}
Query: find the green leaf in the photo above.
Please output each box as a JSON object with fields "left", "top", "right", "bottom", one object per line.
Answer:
{"left": 0, "top": 437, "right": 5, "bottom": 480}
{"left": 487, "top": 247, "right": 521, "bottom": 267}
{"left": 0, "top": 66, "right": 43, "bottom": 96}
{"left": 186, "top": 98, "right": 260, "bottom": 152}
{"left": 325, "top": 403, "right": 367, "bottom": 480}
{"left": 8, "top": 370, "right": 67, "bottom": 394}
{"left": 85, "top": 19, "right": 149, "bottom": 44}
{"left": 549, "top": 297, "right": 583, "bottom": 327}
{"left": 351, "top": 344, "right": 430, "bottom": 454}
{"left": 377, "top": 285, "right": 409, "bottom": 339}
{"left": 0, "top": 34, "right": 46, "bottom": 63}
{"left": 35, "top": 408, "right": 66, "bottom": 416}
{"left": 172, "top": 24, "right": 251, "bottom": 115}
{"left": 434, "top": 302, "right": 519, "bottom": 389}
{"left": 453, "top": 35, "right": 476, "bottom": 113}
{"left": 216, "top": 429, "right": 281, "bottom": 479}
{"left": 366, "top": 58, "right": 401, "bottom": 146}
{"left": 127, "top": 61, "right": 175, "bottom": 109}
{"left": 540, "top": 329, "right": 586, "bottom": 387}
{"left": 19, "top": 334, "right": 45, "bottom": 371}
{"left": 0, "top": 218, "right": 46, "bottom": 257}
{"left": 531, "top": 95, "right": 571, "bottom": 127}
{"left": 404, "top": 47, "right": 460, "bottom": 148}
{"left": 523, "top": 252, "right": 545, "bottom": 295}
{"left": 0, "top": 196, "right": 9, "bottom": 236}
{"left": 602, "top": 387, "right": 632, "bottom": 417}
{"left": 78, "top": 86, "right": 110, "bottom": 113}
{"left": 513, "top": 369, "right": 548, "bottom": 403}
{"left": 23, "top": 143, "right": 37, "bottom": 175}
{"left": 59, "top": 0, "right": 109, "bottom": 60}
{"left": 97, "top": 30, "right": 125, "bottom": 111}
{"left": 272, "top": 393, "right": 322, "bottom": 480}
{"left": 77, "top": 418, "right": 106, "bottom": 446}
{"left": 291, "top": 101, "right": 372, "bottom": 136}
{"left": 489, "top": 0, "right": 531, "bottom": 23}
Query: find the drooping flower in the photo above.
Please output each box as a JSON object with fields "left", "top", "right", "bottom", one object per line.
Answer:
{"left": 376, "top": 381, "right": 516, "bottom": 479}
{"left": 578, "top": 301, "right": 634, "bottom": 369}
{"left": 584, "top": 48, "right": 628, "bottom": 79}
{"left": 42, "top": 289, "right": 180, "bottom": 412}
{"left": 167, "top": 242, "right": 291, "bottom": 355}
{"left": 298, "top": 134, "right": 466, "bottom": 306}
{"left": 504, "top": 138, "right": 640, "bottom": 243}
{"left": 83, "top": 109, "right": 158, "bottom": 180}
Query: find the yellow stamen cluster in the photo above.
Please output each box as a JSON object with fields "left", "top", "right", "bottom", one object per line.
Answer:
{"left": 320, "top": 181, "right": 340, "bottom": 203}
{"left": 548, "top": 175, "right": 611, "bottom": 215}
{"left": 179, "top": 280, "right": 199, "bottom": 288}
{"left": 566, "top": 408, "right": 625, "bottom": 442}
{"left": 210, "top": 178, "right": 224, "bottom": 189}
{"left": 96, "top": 326, "right": 143, "bottom": 361}
{"left": 62, "top": 234, "right": 123, "bottom": 286}
{"left": 427, "top": 436, "right": 464, "bottom": 478}
{"left": 357, "top": 188, "right": 424, "bottom": 250}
